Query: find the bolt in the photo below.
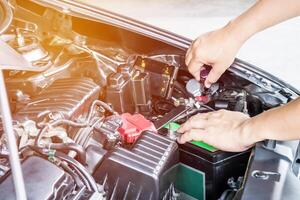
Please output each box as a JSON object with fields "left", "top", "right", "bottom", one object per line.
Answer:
{"left": 252, "top": 170, "right": 269, "bottom": 180}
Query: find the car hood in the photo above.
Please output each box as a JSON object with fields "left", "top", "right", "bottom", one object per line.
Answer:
{"left": 1, "top": 0, "right": 299, "bottom": 95}
{"left": 69, "top": 0, "right": 300, "bottom": 91}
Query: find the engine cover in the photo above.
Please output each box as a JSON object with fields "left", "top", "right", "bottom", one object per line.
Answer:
{"left": 15, "top": 78, "right": 100, "bottom": 121}
{"left": 93, "top": 131, "right": 179, "bottom": 200}
{"left": 0, "top": 156, "right": 75, "bottom": 200}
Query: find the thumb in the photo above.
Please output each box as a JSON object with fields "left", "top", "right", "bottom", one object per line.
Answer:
{"left": 205, "top": 63, "right": 226, "bottom": 88}
{"left": 177, "top": 129, "right": 206, "bottom": 144}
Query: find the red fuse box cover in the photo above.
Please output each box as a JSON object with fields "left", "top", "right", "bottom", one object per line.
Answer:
{"left": 118, "top": 113, "right": 156, "bottom": 143}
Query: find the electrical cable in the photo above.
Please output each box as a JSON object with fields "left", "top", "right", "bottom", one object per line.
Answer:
{"left": 60, "top": 161, "right": 85, "bottom": 189}
{"left": 28, "top": 146, "right": 98, "bottom": 192}
{"left": 86, "top": 100, "right": 118, "bottom": 122}
{"left": 35, "top": 100, "right": 114, "bottom": 146}
{"left": 45, "top": 143, "right": 87, "bottom": 166}
{"left": 201, "top": 104, "right": 215, "bottom": 111}
{"left": 74, "top": 116, "right": 103, "bottom": 146}
{"left": 82, "top": 118, "right": 103, "bottom": 148}
{"left": 35, "top": 119, "right": 88, "bottom": 146}
{"left": 54, "top": 151, "right": 98, "bottom": 192}
{"left": 173, "top": 104, "right": 215, "bottom": 122}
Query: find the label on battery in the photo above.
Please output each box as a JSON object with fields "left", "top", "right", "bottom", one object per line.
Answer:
{"left": 164, "top": 122, "right": 218, "bottom": 152}
{"left": 166, "top": 163, "right": 205, "bottom": 200}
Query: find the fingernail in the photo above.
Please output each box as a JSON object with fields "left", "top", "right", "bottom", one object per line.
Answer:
{"left": 177, "top": 137, "right": 183, "bottom": 144}
{"left": 205, "top": 81, "right": 211, "bottom": 88}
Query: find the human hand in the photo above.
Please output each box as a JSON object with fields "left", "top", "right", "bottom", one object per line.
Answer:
{"left": 185, "top": 23, "right": 243, "bottom": 88}
{"left": 177, "top": 110, "right": 255, "bottom": 152}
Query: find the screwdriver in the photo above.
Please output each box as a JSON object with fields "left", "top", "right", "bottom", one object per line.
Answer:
{"left": 200, "top": 65, "right": 212, "bottom": 93}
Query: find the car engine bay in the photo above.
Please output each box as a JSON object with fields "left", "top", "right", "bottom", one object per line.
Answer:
{"left": 0, "top": 1, "right": 298, "bottom": 200}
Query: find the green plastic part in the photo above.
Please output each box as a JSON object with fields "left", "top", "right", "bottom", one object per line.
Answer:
{"left": 164, "top": 122, "right": 217, "bottom": 152}
{"left": 162, "top": 163, "right": 205, "bottom": 200}
{"left": 163, "top": 122, "right": 181, "bottom": 131}
{"left": 175, "top": 163, "right": 205, "bottom": 200}
{"left": 48, "top": 149, "right": 56, "bottom": 162}
{"left": 191, "top": 141, "right": 217, "bottom": 152}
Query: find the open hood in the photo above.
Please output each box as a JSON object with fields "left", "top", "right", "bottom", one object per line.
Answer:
{"left": 0, "top": 1, "right": 299, "bottom": 200}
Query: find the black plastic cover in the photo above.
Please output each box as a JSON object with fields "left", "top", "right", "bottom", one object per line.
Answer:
{"left": 134, "top": 56, "right": 174, "bottom": 98}
{"left": 106, "top": 72, "right": 135, "bottom": 113}
{"left": 15, "top": 78, "right": 100, "bottom": 121}
{"left": 93, "top": 131, "right": 179, "bottom": 200}
{"left": 0, "top": 156, "right": 75, "bottom": 200}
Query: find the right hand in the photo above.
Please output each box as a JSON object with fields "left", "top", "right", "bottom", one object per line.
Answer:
{"left": 177, "top": 110, "right": 254, "bottom": 152}
{"left": 185, "top": 23, "right": 244, "bottom": 87}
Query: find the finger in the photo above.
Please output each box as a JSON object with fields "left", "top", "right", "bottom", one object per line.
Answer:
{"left": 185, "top": 51, "right": 192, "bottom": 67}
{"left": 177, "top": 119, "right": 207, "bottom": 133}
{"left": 177, "top": 111, "right": 222, "bottom": 133}
{"left": 177, "top": 113, "right": 210, "bottom": 133}
{"left": 204, "top": 63, "right": 226, "bottom": 88}
{"left": 177, "top": 128, "right": 206, "bottom": 144}
{"left": 185, "top": 39, "right": 197, "bottom": 66}
{"left": 188, "top": 58, "right": 203, "bottom": 81}
{"left": 207, "top": 110, "right": 223, "bottom": 118}
{"left": 185, "top": 46, "right": 192, "bottom": 66}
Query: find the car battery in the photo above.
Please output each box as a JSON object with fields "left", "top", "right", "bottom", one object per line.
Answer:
{"left": 178, "top": 143, "right": 250, "bottom": 200}
{"left": 163, "top": 122, "right": 250, "bottom": 200}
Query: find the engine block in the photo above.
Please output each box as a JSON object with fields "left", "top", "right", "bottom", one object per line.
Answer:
{"left": 15, "top": 78, "right": 100, "bottom": 121}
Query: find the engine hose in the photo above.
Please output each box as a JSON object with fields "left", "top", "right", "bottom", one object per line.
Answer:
{"left": 60, "top": 161, "right": 85, "bottom": 189}
{"left": 86, "top": 100, "right": 118, "bottom": 122}
{"left": 45, "top": 143, "right": 87, "bottom": 166}
{"left": 82, "top": 118, "right": 103, "bottom": 148}
{"left": 74, "top": 117, "right": 103, "bottom": 147}
{"left": 36, "top": 100, "right": 114, "bottom": 146}
{"left": 69, "top": 164, "right": 91, "bottom": 191}
{"left": 35, "top": 119, "right": 88, "bottom": 146}
{"left": 28, "top": 146, "right": 98, "bottom": 192}
{"left": 54, "top": 151, "right": 98, "bottom": 192}
{"left": 26, "top": 146, "right": 91, "bottom": 191}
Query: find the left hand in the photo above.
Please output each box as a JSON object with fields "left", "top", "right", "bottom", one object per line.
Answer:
{"left": 177, "top": 110, "right": 254, "bottom": 152}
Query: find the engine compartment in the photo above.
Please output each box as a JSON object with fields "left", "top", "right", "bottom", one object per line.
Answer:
{"left": 0, "top": 1, "right": 297, "bottom": 200}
